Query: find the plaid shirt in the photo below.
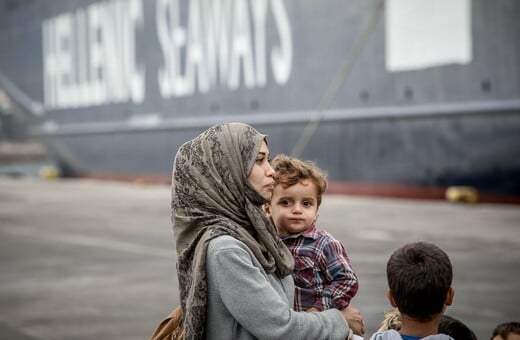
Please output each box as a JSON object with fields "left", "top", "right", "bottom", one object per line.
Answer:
{"left": 282, "top": 223, "right": 358, "bottom": 311}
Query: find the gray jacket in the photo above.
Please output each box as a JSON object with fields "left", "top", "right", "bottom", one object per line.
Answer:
{"left": 205, "top": 235, "right": 350, "bottom": 340}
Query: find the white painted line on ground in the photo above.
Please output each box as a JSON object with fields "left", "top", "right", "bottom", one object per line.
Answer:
{"left": 3, "top": 227, "right": 173, "bottom": 259}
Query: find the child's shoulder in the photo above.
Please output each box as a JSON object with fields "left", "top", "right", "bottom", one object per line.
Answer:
{"left": 314, "top": 225, "right": 341, "bottom": 242}
{"left": 312, "top": 226, "right": 349, "bottom": 251}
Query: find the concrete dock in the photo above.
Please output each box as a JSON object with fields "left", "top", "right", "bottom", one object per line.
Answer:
{"left": 0, "top": 177, "right": 518, "bottom": 339}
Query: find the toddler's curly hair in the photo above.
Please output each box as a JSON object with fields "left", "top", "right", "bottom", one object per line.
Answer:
{"left": 271, "top": 154, "right": 327, "bottom": 206}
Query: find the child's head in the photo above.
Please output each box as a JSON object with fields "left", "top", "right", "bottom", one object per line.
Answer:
{"left": 438, "top": 315, "right": 477, "bottom": 340}
{"left": 491, "top": 321, "right": 520, "bottom": 340}
{"left": 386, "top": 242, "right": 454, "bottom": 322}
{"left": 264, "top": 155, "right": 327, "bottom": 237}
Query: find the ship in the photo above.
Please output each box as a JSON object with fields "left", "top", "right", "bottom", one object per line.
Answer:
{"left": 1, "top": 0, "right": 519, "bottom": 202}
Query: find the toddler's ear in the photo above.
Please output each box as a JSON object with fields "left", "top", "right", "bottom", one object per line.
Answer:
{"left": 263, "top": 203, "right": 272, "bottom": 217}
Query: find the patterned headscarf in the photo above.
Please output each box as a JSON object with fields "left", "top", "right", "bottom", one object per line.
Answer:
{"left": 171, "top": 122, "right": 294, "bottom": 339}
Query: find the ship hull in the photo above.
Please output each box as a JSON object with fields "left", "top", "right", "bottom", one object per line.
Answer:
{"left": 1, "top": 0, "right": 519, "bottom": 198}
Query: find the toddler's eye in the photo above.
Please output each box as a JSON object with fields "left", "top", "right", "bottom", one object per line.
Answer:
{"left": 303, "top": 201, "right": 314, "bottom": 207}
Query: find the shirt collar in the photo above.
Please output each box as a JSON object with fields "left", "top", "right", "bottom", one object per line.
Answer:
{"left": 282, "top": 222, "right": 318, "bottom": 240}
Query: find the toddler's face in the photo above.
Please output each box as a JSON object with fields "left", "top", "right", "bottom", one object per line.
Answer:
{"left": 266, "top": 179, "right": 318, "bottom": 237}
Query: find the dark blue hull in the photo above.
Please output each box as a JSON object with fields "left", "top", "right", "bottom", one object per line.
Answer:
{"left": 1, "top": 0, "right": 519, "bottom": 198}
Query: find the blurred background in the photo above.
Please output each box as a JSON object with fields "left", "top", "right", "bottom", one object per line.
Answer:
{"left": 1, "top": 0, "right": 519, "bottom": 339}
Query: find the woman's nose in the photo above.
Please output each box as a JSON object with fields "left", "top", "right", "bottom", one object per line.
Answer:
{"left": 266, "top": 162, "right": 275, "bottom": 176}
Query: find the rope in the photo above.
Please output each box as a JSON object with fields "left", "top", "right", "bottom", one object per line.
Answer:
{"left": 290, "top": 0, "right": 385, "bottom": 157}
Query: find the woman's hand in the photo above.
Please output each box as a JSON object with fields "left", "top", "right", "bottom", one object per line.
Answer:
{"left": 306, "top": 307, "right": 320, "bottom": 312}
{"left": 340, "top": 306, "right": 365, "bottom": 336}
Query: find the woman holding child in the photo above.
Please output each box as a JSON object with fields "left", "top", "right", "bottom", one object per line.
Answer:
{"left": 171, "top": 122, "right": 364, "bottom": 339}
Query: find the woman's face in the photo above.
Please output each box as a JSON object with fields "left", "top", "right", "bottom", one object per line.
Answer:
{"left": 248, "top": 141, "right": 275, "bottom": 200}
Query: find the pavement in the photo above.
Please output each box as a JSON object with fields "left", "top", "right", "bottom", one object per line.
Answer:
{"left": 0, "top": 177, "right": 519, "bottom": 340}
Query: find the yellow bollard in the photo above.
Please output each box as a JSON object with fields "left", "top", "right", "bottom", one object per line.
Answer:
{"left": 39, "top": 165, "right": 60, "bottom": 180}
{"left": 445, "top": 186, "right": 479, "bottom": 203}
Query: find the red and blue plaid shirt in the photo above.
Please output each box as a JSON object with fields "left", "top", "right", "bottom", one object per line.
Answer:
{"left": 282, "top": 223, "right": 358, "bottom": 311}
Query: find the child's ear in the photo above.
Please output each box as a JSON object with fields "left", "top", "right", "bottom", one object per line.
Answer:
{"left": 263, "top": 203, "right": 272, "bottom": 217}
{"left": 445, "top": 287, "right": 454, "bottom": 306}
{"left": 386, "top": 289, "right": 398, "bottom": 308}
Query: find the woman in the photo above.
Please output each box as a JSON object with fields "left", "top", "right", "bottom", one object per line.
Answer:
{"left": 171, "top": 122, "right": 364, "bottom": 339}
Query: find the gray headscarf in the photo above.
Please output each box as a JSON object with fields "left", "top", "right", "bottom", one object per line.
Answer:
{"left": 171, "top": 122, "right": 294, "bottom": 339}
